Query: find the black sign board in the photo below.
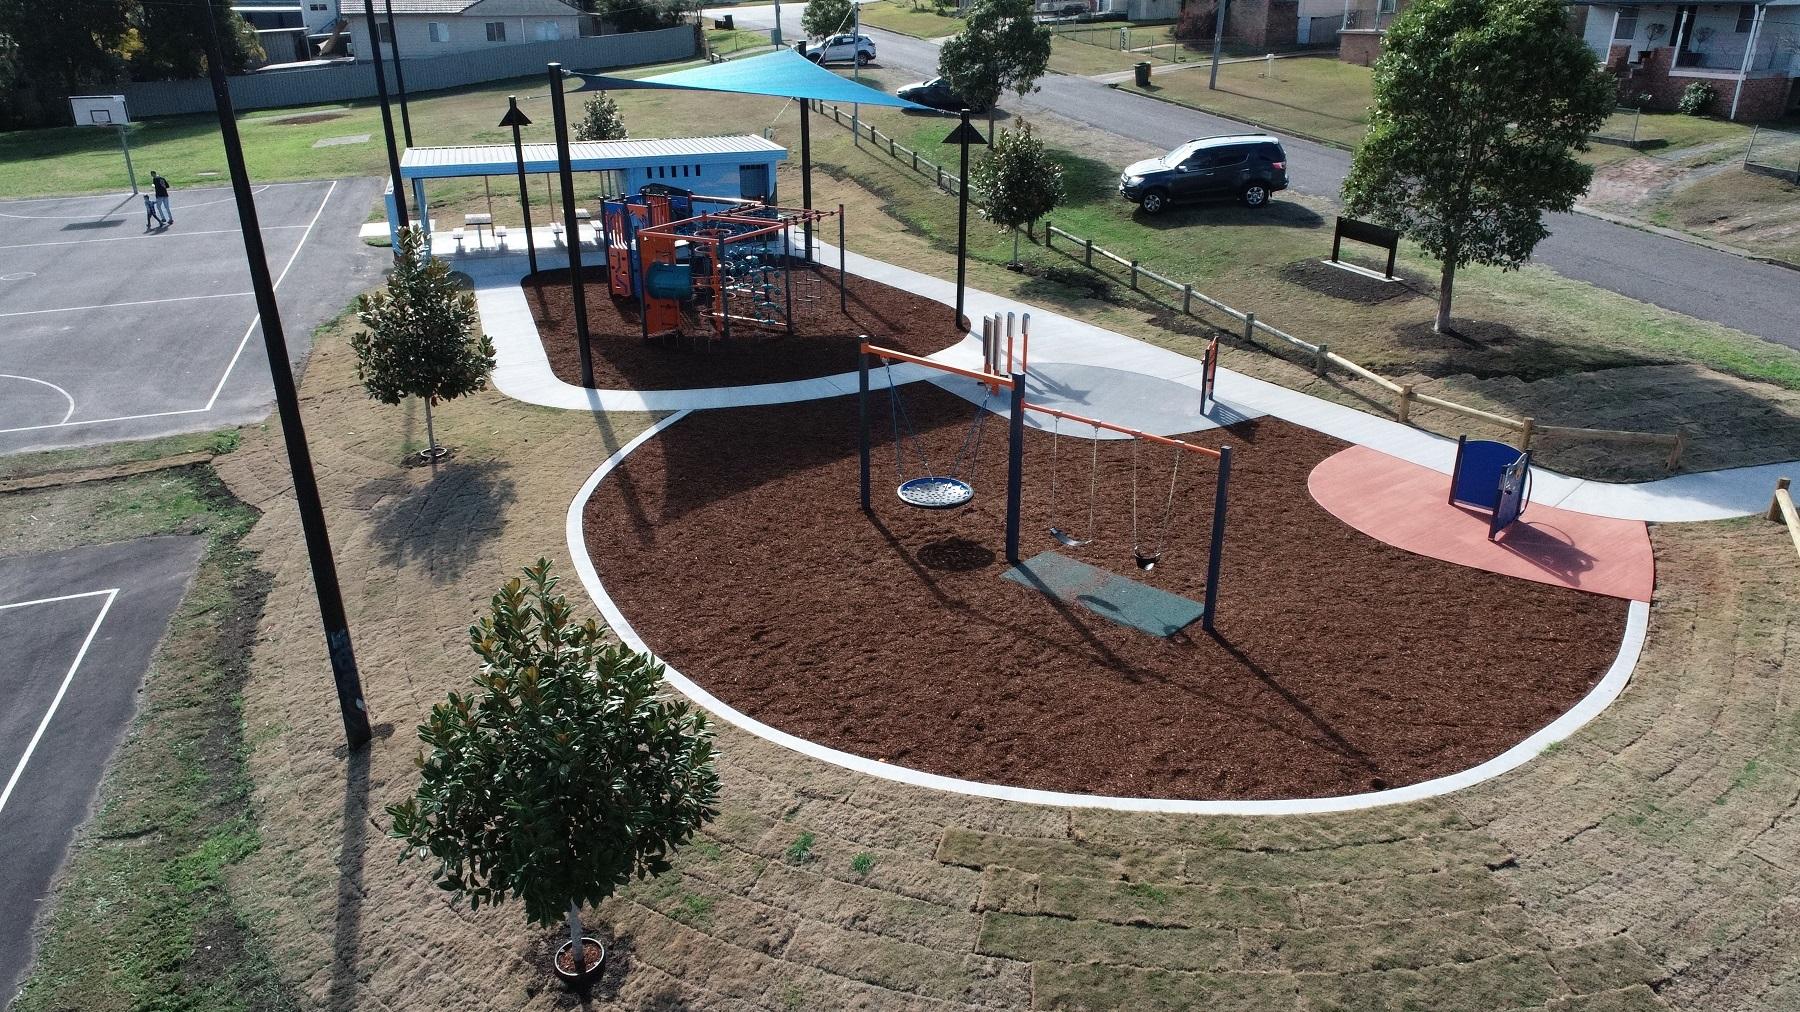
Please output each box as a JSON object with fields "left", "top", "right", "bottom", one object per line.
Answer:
{"left": 1330, "top": 216, "right": 1400, "bottom": 280}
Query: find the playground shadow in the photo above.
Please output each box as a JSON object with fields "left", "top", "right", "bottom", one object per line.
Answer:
{"left": 1494, "top": 519, "right": 1598, "bottom": 587}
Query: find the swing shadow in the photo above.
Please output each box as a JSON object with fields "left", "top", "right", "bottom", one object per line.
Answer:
{"left": 1206, "top": 630, "right": 1386, "bottom": 779}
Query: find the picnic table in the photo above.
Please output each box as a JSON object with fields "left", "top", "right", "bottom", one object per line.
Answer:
{"left": 464, "top": 213, "right": 493, "bottom": 248}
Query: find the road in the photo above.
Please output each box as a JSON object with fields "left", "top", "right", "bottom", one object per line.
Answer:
{"left": 711, "top": 4, "right": 1800, "bottom": 349}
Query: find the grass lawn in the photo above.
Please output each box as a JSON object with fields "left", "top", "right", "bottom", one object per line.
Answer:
{"left": 0, "top": 52, "right": 717, "bottom": 199}
{"left": 1048, "top": 29, "right": 1195, "bottom": 77}
{"left": 1121, "top": 53, "right": 1372, "bottom": 146}
{"left": 3, "top": 451, "right": 289, "bottom": 1012}
{"left": 1585, "top": 106, "right": 1757, "bottom": 166}
{"left": 852, "top": 0, "right": 965, "bottom": 39}
{"left": 1651, "top": 165, "right": 1800, "bottom": 263}
{"left": 706, "top": 26, "right": 778, "bottom": 59}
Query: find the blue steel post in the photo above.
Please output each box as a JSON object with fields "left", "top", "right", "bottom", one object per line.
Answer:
{"left": 1005, "top": 372, "right": 1026, "bottom": 565}
{"left": 1202, "top": 445, "right": 1231, "bottom": 632}
{"left": 859, "top": 348, "right": 872, "bottom": 511}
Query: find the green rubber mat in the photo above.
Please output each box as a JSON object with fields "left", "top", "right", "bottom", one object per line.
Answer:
{"left": 1001, "top": 550, "right": 1205, "bottom": 638}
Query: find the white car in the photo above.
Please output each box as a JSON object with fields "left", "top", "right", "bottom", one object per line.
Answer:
{"left": 804, "top": 33, "right": 877, "bottom": 65}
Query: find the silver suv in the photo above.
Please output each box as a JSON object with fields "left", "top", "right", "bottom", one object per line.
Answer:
{"left": 805, "top": 33, "right": 877, "bottom": 65}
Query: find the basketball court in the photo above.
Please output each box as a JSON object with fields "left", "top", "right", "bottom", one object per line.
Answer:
{"left": 0, "top": 176, "right": 382, "bottom": 455}
{"left": 0, "top": 537, "right": 206, "bottom": 1001}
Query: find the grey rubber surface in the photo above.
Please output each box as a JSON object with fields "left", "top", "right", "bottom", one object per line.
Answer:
{"left": 0, "top": 177, "right": 384, "bottom": 455}
{"left": 0, "top": 536, "right": 207, "bottom": 1006}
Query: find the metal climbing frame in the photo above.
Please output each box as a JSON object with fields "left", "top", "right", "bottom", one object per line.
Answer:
{"left": 633, "top": 202, "right": 838, "bottom": 341}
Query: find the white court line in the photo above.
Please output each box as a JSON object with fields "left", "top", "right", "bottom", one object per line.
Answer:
{"left": 205, "top": 178, "right": 338, "bottom": 411}
{"left": 0, "top": 291, "right": 253, "bottom": 319}
{"left": 0, "top": 179, "right": 339, "bottom": 436}
{"left": 0, "top": 225, "right": 310, "bottom": 251}
{"left": 0, "top": 185, "right": 273, "bottom": 220}
{"left": 0, "top": 589, "right": 118, "bottom": 817}
{"left": 0, "top": 375, "right": 75, "bottom": 425}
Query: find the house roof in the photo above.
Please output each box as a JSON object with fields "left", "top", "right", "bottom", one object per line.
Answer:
{"left": 379, "top": 0, "right": 579, "bottom": 14}
{"left": 398, "top": 135, "right": 787, "bottom": 179}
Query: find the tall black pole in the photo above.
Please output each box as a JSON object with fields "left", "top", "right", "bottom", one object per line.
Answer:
{"left": 800, "top": 100, "right": 813, "bottom": 263}
{"left": 954, "top": 108, "right": 972, "bottom": 332}
{"left": 1202, "top": 445, "right": 1231, "bottom": 631}
{"left": 362, "top": 0, "right": 407, "bottom": 230}
{"left": 549, "top": 64, "right": 595, "bottom": 388}
{"left": 503, "top": 96, "right": 539, "bottom": 276}
{"left": 1005, "top": 371, "right": 1026, "bottom": 565}
{"left": 383, "top": 0, "right": 414, "bottom": 147}
{"left": 202, "top": 1, "right": 371, "bottom": 747}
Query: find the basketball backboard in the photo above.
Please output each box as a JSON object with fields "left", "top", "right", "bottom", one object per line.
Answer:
{"left": 70, "top": 95, "right": 130, "bottom": 127}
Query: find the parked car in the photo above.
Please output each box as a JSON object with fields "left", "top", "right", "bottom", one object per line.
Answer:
{"left": 804, "top": 33, "right": 876, "bottom": 65}
{"left": 1118, "top": 134, "right": 1288, "bottom": 214}
{"left": 895, "top": 76, "right": 988, "bottom": 112}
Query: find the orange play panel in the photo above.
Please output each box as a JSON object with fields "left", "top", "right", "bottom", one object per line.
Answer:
{"left": 1308, "top": 445, "right": 1654, "bottom": 602}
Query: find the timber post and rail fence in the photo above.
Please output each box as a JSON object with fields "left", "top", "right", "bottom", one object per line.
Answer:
{"left": 806, "top": 98, "right": 1690, "bottom": 469}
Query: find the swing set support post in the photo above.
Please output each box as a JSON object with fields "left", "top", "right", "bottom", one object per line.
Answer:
{"left": 1005, "top": 371, "right": 1027, "bottom": 565}
{"left": 858, "top": 347, "right": 873, "bottom": 512}
{"left": 1202, "top": 445, "right": 1231, "bottom": 632}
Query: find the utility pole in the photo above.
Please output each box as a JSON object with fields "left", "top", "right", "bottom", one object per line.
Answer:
{"left": 362, "top": 0, "right": 408, "bottom": 229}
{"left": 549, "top": 64, "right": 596, "bottom": 387}
{"left": 200, "top": 0, "right": 372, "bottom": 748}
{"left": 772, "top": 0, "right": 784, "bottom": 46}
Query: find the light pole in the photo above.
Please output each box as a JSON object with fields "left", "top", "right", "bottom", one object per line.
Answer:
{"left": 361, "top": 0, "right": 408, "bottom": 230}
{"left": 943, "top": 109, "right": 987, "bottom": 331}
{"left": 500, "top": 97, "right": 539, "bottom": 276}
{"left": 201, "top": 0, "right": 372, "bottom": 747}
{"left": 1209, "top": 0, "right": 1230, "bottom": 90}
{"left": 772, "top": 0, "right": 783, "bottom": 47}
{"left": 383, "top": 0, "right": 414, "bottom": 147}
{"left": 549, "top": 64, "right": 596, "bottom": 387}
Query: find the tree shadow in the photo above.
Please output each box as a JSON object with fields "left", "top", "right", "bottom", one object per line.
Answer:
{"left": 365, "top": 459, "right": 518, "bottom": 584}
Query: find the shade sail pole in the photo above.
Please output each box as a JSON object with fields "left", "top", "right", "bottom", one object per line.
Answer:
{"left": 801, "top": 100, "right": 814, "bottom": 263}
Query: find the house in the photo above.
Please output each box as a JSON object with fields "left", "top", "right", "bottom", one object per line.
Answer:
{"left": 233, "top": 0, "right": 346, "bottom": 64}
{"left": 343, "top": 0, "right": 585, "bottom": 61}
{"left": 1336, "top": 0, "right": 1407, "bottom": 64}
{"left": 1582, "top": 1, "right": 1800, "bottom": 120}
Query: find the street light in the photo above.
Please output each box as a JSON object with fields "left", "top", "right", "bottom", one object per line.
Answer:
{"left": 500, "top": 97, "right": 538, "bottom": 276}
{"left": 548, "top": 63, "right": 596, "bottom": 388}
{"left": 201, "top": 0, "right": 372, "bottom": 747}
{"left": 943, "top": 109, "right": 987, "bottom": 331}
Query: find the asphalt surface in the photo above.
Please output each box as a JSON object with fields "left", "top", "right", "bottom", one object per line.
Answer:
{"left": 0, "top": 177, "right": 384, "bottom": 455}
{"left": 714, "top": 5, "right": 1800, "bottom": 350}
{"left": 0, "top": 536, "right": 207, "bottom": 1006}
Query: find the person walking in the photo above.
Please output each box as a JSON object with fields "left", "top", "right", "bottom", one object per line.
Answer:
{"left": 151, "top": 171, "right": 172, "bottom": 226}
{"left": 143, "top": 192, "right": 162, "bottom": 231}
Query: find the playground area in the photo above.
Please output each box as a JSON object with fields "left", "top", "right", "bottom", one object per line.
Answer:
{"left": 580, "top": 387, "right": 1630, "bottom": 801}
{"left": 524, "top": 262, "right": 961, "bottom": 390}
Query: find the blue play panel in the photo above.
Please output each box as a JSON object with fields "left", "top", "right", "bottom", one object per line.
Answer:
{"left": 1001, "top": 550, "right": 1205, "bottom": 638}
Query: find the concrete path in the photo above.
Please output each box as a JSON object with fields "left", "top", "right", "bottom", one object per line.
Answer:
{"left": 467, "top": 239, "right": 1796, "bottom": 523}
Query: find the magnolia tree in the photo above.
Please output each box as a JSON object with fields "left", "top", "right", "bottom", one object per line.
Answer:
{"left": 970, "top": 119, "right": 1064, "bottom": 267}
{"left": 1341, "top": 0, "right": 1611, "bottom": 334}
{"left": 574, "top": 92, "right": 627, "bottom": 142}
{"left": 389, "top": 560, "right": 720, "bottom": 980}
{"left": 938, "top": 0, "right": 1052, "bottom": 134}
{"left": 802, "top": 0, "right": 854, "bottom": 41}
{"left": 351, "top": 227, "right": 496, "bottom": 461}
{"left": 1341, "top": 0, "right": 1612, "bottom": 334}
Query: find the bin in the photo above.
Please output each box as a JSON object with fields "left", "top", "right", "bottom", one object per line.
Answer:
{"left": 718, "top": 13, "right": 734, "bottom": 28}
{"left": 1134, "top": 61, "right": 1151, "bottom": 87}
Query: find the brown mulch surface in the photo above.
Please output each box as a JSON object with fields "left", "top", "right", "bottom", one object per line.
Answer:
{"left": 583, "top": 390, "right": 1627, "bottom": 800}
{"left": 524, "top": 264, "right": 961, "bottom": 391}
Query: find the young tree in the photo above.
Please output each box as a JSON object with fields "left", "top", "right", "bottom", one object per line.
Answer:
{"left": 351, "top": 226, "right": 497, "bottom": 461}
{"left": 969, "top": 119, "right": 1064, "bottom": 266}
{"left": 574, "top": 92, "right": 627, "bottom": 142}
{"left": 389, "top": 560, "right": 719, "bottom": 980}
{"left": 1340, "top": 0, "right": 1612, "bottom": 334}
{"left": 937, "top": 0, "right": 1052, "bottom": 134}
{"left": 801, "top": 0, "right": 854, "bottom": 42}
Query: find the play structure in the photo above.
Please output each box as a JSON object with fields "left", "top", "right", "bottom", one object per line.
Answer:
{"left": 600, "top": 191, "right": 840, "bottom": 342}
{"left": 1449, "top": 436, "right": 1532, "bottom": 541}
{"left": 856, "top": 340, "right": 1232, "bottom": 634}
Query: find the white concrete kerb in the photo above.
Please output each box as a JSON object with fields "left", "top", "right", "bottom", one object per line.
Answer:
{"left": 566, "top": 411, "right": 1651, "bottom": 815}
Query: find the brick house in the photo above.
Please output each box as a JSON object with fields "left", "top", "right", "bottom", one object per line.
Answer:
{"left": 1336, "top": 0, "right": 1408, "bottom": 64}
{"left": 1582, "top": 1, "right": 1800, "bottom": 120}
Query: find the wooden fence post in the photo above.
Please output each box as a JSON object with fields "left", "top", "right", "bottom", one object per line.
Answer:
{"left": 1084, "top": 238, "right": 1094, "bottom": 267}
{"left": 1129, "top": 260, "right": 1139, "bottom": 290}
{"left": 936, "top": 166, "right": 945, "bottom": 189}
{"left": 1518, "top": 416, "right": 1535, "bottom": 451}
{"left": 1314, "top": 342, "right": 1328, "bottom": 376}
{"left": 911, "top": 150, "right": 919, "bottom": 173}
{"left": 1182, "top": 283, "right": 1193, "bottom": 315}
{"left": 1667, "top": 428, "right": 1687, "bottom": 471}
{"left": 1397, "top": 384, "right": 1413, "bottom": 423}
{"left": 1045, "top": 221, "right": 1054, "bottom": 249}
{"left": 1773, "top": 477, "right": 1793, "bottom": 522}
{"left": 1243, "top": 312, "right": 1256, "bottom": 346}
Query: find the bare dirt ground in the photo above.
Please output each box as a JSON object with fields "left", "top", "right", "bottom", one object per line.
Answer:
{"left": 210, "top": 290, "right": 1800, "bottom": 1010}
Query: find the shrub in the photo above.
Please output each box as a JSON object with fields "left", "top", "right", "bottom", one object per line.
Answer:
{"left": 1677, "top": 80, "right": 1717, "bottom": 116}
